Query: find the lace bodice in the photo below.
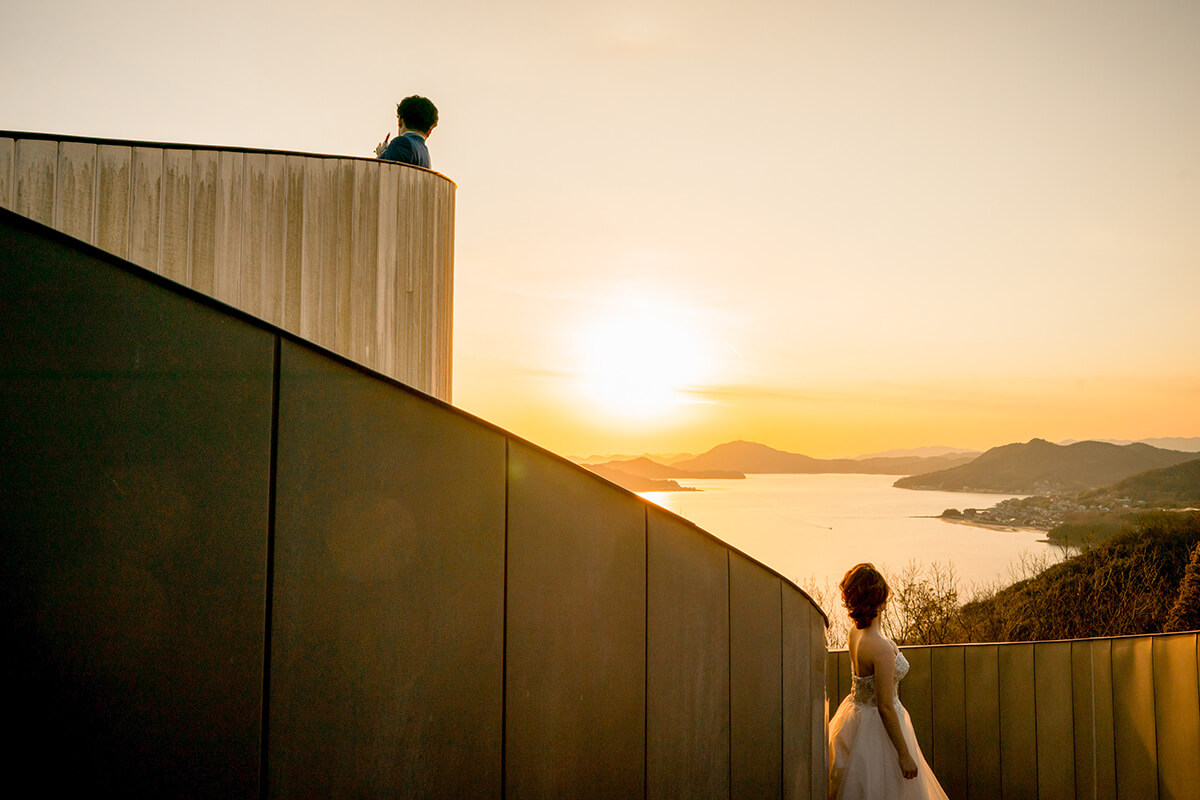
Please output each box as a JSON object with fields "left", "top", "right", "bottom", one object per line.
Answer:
{"left": 850, "top": 650, "right": 908, "bottom": 707}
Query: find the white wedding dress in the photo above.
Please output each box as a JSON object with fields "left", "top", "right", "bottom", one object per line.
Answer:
{"left": 828, "top": 648, "right": 949, "bottom": 800}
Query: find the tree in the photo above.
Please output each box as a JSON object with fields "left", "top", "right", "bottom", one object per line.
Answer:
{"left": 1165, "top": 540, "right": 1200, "bottom": 632}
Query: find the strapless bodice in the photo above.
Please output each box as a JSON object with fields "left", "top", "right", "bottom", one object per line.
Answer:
{"left": 850, "top": 650, "right": 908, "bottom": 707}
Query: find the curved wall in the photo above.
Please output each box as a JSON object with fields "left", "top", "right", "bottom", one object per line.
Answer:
{"left": 1, "top": 209, "right": 829, "bottom": 799}
{"left": 0, "top": 132, "right": 454, "bottom": 400}
{"left": 828, "top": 632, "right": 1200, "bottom": 800}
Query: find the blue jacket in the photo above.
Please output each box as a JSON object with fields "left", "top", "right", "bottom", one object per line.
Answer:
{"left": 379, "top": 132, "right": 430, "bottom": 168}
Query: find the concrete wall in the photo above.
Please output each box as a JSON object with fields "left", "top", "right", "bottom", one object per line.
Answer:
{"left": 828, "top": 632, "right": 1200, "bottom": 800}
{"left": 1, "top": 208, "right": 829, "bottom": 799}
{"left": 0, "top": 132, "right": 454, "bottom": 400}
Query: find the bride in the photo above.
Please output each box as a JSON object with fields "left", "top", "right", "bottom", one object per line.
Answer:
{"left": 828, "top": 563, "right": 949, "bottom": 800}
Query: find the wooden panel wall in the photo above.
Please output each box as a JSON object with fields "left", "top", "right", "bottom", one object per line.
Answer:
{"left": 826, "top": 632, "right": 1200, "bottom": 799}
{"left": 0, "top": 134, "right": 455, "bottom": 401}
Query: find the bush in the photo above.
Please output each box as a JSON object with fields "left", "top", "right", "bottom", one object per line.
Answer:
{"left": 1165, "top": 540, "right": 1200, "bottom": 632}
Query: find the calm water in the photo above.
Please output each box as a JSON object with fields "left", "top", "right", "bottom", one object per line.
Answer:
{"left": 640, "top": 473, "right": 1053, "bottom": 596}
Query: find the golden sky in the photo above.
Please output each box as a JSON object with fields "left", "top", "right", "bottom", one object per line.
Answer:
{"left": 4, "top": 0, "right": 1198, "bottom": 458}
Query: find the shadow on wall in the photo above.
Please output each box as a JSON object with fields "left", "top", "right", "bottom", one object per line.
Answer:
{"left": 0, "top": 208, "right": 829, "bottom": 799}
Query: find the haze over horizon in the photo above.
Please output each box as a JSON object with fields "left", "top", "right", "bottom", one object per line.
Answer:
{"left": 572, "top": 435, "right": 1200, "bottom": 465}
{"left": 4, "top": 0, "right": 1198, "bottom": 460}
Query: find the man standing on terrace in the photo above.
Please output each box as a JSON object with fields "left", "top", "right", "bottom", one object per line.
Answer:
{"left": 375, "top": 95, "right": 438, "bottom": 168}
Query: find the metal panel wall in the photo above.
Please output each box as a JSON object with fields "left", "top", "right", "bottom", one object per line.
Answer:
{"left": 833, "top": 633, "right": 1200, "bottom": 799}
{"left": 810, "top": 606, "right": 830, "bottom": 800}
{"left": 730, "top": 553, "right": 783, "bottom": 800}
{"left": 1036, "top": 641, "right": 1077, "bottom": 799}
{"left": 505, "top": 441, "right": 647, "bottom": 799}
{"left": 782, "top": 586, "right": 824, "bottom": 800}
{"left": 0, "top": 133, "right": 454, "bottom": 401}
{"left": 1154, "top": 633, "right": 1200, "bottom": 800}
{"left": 930, "top": 646, "right": 967, "bottom": 796}
{"left": 647, "top": 509, "right": 731, "bottom": 800}
{"left": 999, "top": 642, "right": 1039, "bottom": 798}
{"left": 1073, "top": 638, "right": 1118, "bottom": 800}
{"left": 903, "top": 646, "right": 935, "bottom": 763}
{"left": 269, "top": 342, "right": 506, "bottom": 798}
{"left": 964, "top": 644, "right": 1002, "bottom": 800}
{"left": 3, "top": 207, "right": 833, "bottom": 798}
{"left": 1, "top": 211, "right": 274, "bottom": 796}
{"left": 1113, "top": 637, "right": 1159, "bottom": 800}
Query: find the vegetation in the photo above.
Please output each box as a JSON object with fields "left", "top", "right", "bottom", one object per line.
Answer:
{"left": 958, "top": 511, "right": 1199, "bottom": 641}
{"left": 809, "top": 511, "right": 1200, "bottom": 647}
{"left": 1166, "top": 540, "right": 1200, "bottom": 633}
{"left": 1077, "top": 457, "right": 1200, "bottom": 509}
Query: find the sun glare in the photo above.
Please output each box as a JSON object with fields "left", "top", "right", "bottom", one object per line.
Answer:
{"left": 574, "top": 293, "right": 711, "bottom": 420}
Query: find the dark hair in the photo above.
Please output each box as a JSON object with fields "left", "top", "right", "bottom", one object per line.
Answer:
{"left": 840, "top": 563, "right": 889, "bottom": 629}
{"left": 397, "top": 95, "right": 438, "bottom": 134}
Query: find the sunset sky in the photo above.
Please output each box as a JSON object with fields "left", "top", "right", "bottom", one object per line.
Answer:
{"left": 4, "top": 0, "right": 1198, "bottom": 459}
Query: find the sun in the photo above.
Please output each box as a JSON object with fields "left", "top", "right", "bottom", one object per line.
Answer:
{"left": 573, "top": 293, "right": 711, "bottom": 420}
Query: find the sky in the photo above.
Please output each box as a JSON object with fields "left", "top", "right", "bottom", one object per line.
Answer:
{"left": 4, "top": 0, "right": 1198, "bottom": 459}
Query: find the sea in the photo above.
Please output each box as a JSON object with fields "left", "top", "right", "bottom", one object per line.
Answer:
{"left": 639, "top": 473, "right": 1055, "bottom": 602}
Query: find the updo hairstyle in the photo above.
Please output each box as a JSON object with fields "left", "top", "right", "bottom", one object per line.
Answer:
{"left": 840, "top": 563, "right": 889, "bottom": 629}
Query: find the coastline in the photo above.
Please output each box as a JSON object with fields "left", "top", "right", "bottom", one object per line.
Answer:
{"left": 932, "top": 515, "right": 1049, "bottom": 535}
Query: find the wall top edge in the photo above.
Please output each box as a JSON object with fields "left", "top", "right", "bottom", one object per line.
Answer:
{"left": 827, "top": 627, "right": 1200, "bottom": 652}
{"left": 0, "top": 130, "right": 456, "bottom": 188}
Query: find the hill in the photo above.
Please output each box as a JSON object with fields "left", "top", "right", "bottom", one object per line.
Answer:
{"left": 1077, "top": 457, "right": 1200, "bottom": 508}
{"left": 582, "top": 456, "right": 742, "bottom": 481}
{"left": 894, "top": 438, "right": 1197, "bottom": 494}
{"left": 956, "top": 511, "right": 1200, "bottom": 642}
{"left": 579, "top": 463, "right": 699, "bottom": 493}
{"left": 671, "top": 440, "right": 976, "bottom": 475}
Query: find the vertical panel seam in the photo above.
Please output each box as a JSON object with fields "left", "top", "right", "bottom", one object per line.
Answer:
{"left": 1109, "top": 641, "right": 1118, "bottom": 800}
{"left": 158, "top": 148, "right": 166, "bottom": 274}
{"left": 643, "top": 503, "right": 649, "bottom": 800}
{"left": 1150, "top": 637, "right": 1160, "bottom": 799}
{"left": 91, "top": 142, "right": 101, "bottom": 246}
{"left": 259, "top": 335, "right": 281, "bottom": 800}
{"left": 929, "top": 647, "right": 937, "bottom": 773}
{"left": 126, "top": 146, "right": 135, "bottom": 265}
{"left": 1090, "top": 643, "right": 1097, "bottom": 800}
{"left": 993, "top": 647, "right": 1003, "bottom": 800}
{"left": 727, "top": 550, "right": 733, "bottom": 798}
{"left": 188, "top": 149, "right": 196, "bottom": 284}
{"left": 1032, "top": 645, "right": 1039, "bottom": 800}
{"left": 1070, "top": 642, "right": 1080, "bottom": 800}
{"left": 52, "top": 141, "right": 61, "bottom": 228}
{"left": 778, "top": 580, "right": 784, "bottom": 800}
{"left": 959, "top": 644, "right": 966, "bottom": 799}
{"left": 501, "top": 438, "right": 509, "bottom": 800}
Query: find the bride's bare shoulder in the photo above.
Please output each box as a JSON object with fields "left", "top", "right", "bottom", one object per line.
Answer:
{"left": 851, "top": 628, "right": 890, "bottom": 673}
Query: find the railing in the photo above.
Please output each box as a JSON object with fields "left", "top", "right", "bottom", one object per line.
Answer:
{"left": 0, "top": 132, "right": 453, "bottom": 400}
{"left": 828, "top": 631, "right": 1200, "bottom": 800}
{"left": 1, "top": 208, "right": 829, "bottom": 799}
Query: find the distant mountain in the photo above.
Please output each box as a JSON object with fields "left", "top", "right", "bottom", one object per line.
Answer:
{"left": 895, "top": 439, "right": 1199, "bottom": 494}
{"left": 1056, "top": 437, "right": 1200, "bottom": 453}
{"left": 580, "top": 463, "right": 698, "bottom": 493}
{"left": 854, "top": 446, "right": 981, "bottom": 460}
{"left": 1138, "top": 437, "right": 1200, "bottom": 453}
{"left": 582, "top": 456, "right": 742, "bottom": 480}
{"left": 1078, "top": 457, "right": 1200, "bottom": 508}
{"left": 671, "top": 440, "right": 976, "bottom": 476}
{"left": 571, "top": 451, "right": 695, "bottom": 465}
